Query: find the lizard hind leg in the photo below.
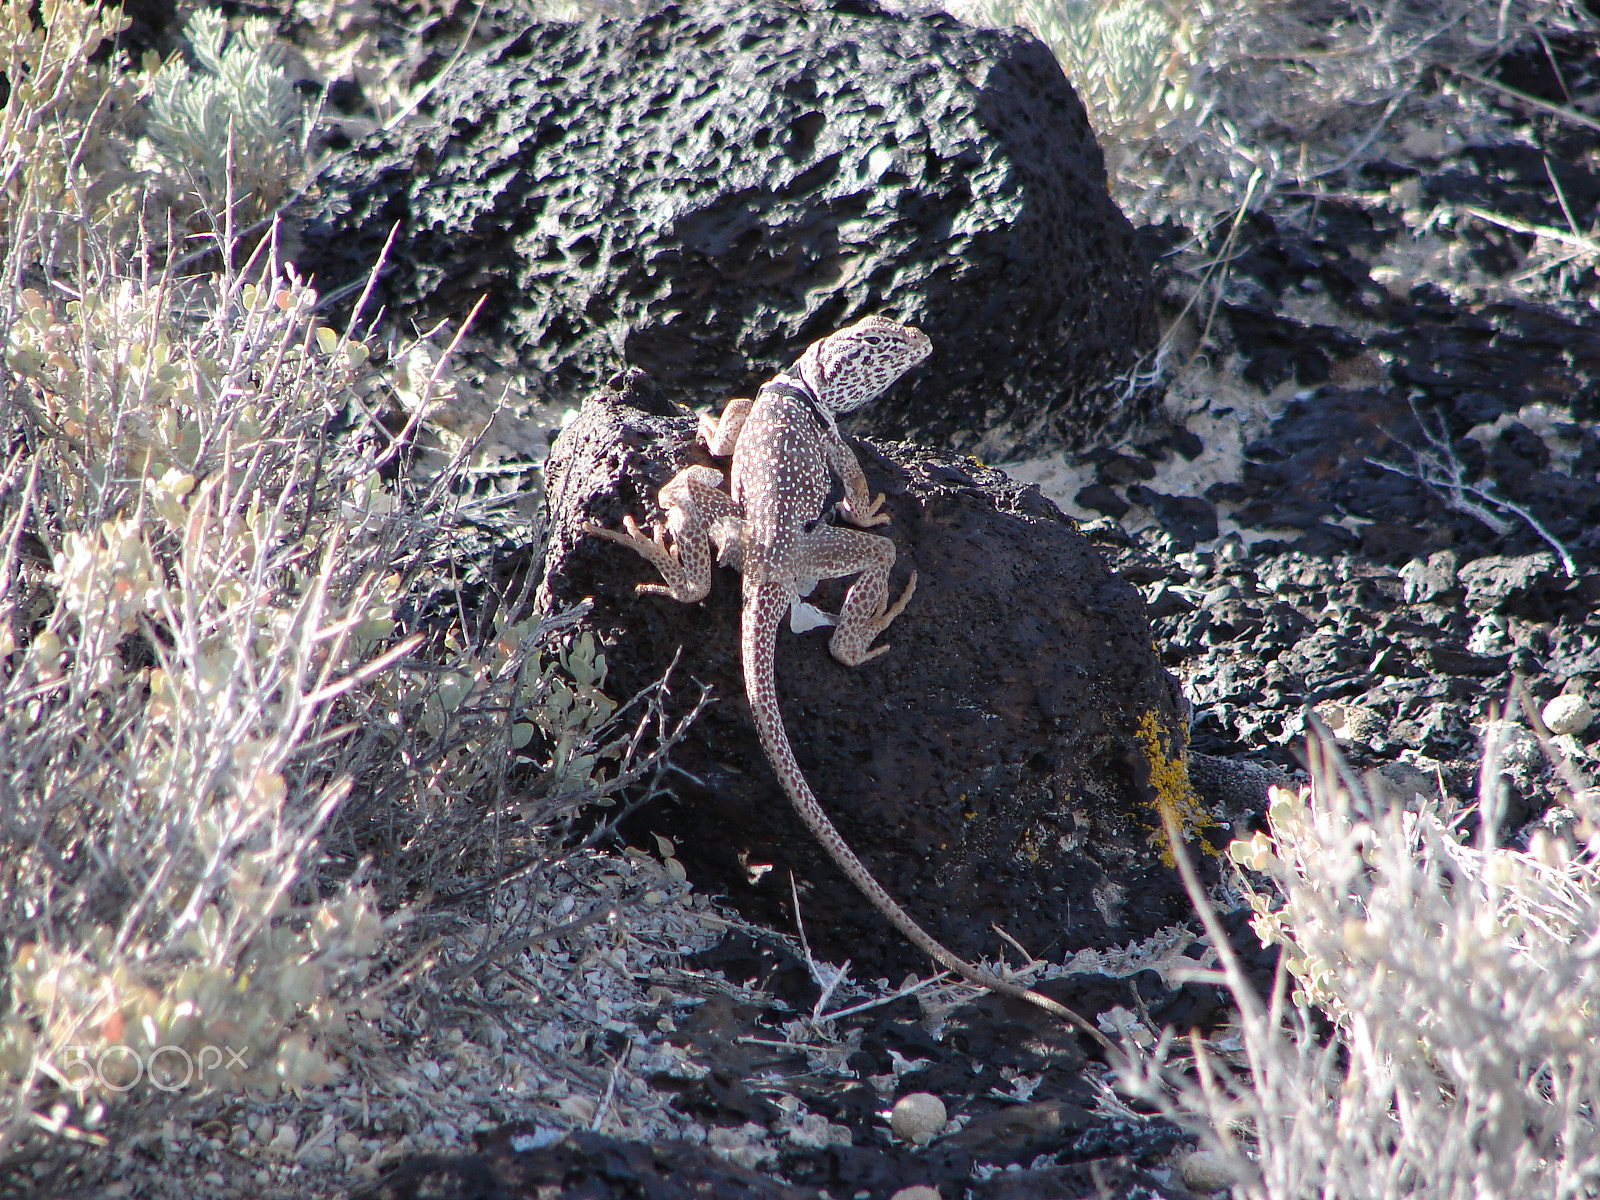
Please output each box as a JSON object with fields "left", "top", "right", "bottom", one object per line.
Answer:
{"left": 835, "top": 569, "right": 916, "bottom": 665}
{"left": 580, "top": 464, "right": 736, "bottom": 604}
{"left": 797, "top": 525, "right": 918, "bottom": 667}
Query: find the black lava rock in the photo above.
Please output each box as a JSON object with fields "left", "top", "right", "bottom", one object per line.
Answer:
{"left": 537, "top": 373, "right": 1201, "bottom": 978}
{"left": 295, "top": 0, "right": 1158, "bottom": 459}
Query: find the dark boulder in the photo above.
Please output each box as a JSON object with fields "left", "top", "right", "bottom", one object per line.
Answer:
{"left": 536, "top": 370, "right": 1203, "bottom": 979}
{"left": 356, "top": 1123, "right": 1188, "bottom": 1200}
{"left": 355, "top": 1128, "right": 818, "bottom": 1200}
{"left": 296, "top": 0, "right": 1158, "bottom": 460}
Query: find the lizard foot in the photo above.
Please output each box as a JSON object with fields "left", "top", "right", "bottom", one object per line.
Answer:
{"left": 880, "top": 569, "right": 917, "bottom": 627}
{"left": 580, "top": 515, "right": 671, "bottom": 563}
{"left": 581, "top": 516, "right": 713, "bottom": 603}
{"left": 830, "top": 571, "right": 918, "bottom": 666}
{"left": 839, "top": 490, "right": 892, "bottom": 528}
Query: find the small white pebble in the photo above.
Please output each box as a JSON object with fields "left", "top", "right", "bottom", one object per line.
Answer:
{"left": 1181, "top": 1149, "right": 1237, "bottom": 1193}
{"left": 1543, "top": 694, "right": 1594, "bottom": 736}
{"left": 889, "top": 1092, "right": 946, "bottom": 1145}
{"left": 1312, "top": 700, "right": 1346, "bottom": 732}
{"left": 890, "top": 1188, "right": 943, "bottom": 1200}
{"left": 266, "top": 1124, "right": 297, "bottom": 1157}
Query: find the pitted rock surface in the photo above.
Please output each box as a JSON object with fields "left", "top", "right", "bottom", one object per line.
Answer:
{"left": 356, "top": 1120, "right": 1186, "bottom": 1200}
{"left": 536, "top": 371, "right": 1199, "bottom": 979}
{"left": 296, "top": 0, "right": 1157, "bottom": 460}
{"left": 354, "top": 1128, "right": 817, "bottom": 1200}
{"left": 1068, "top": 31, "right": 1600, "bottom": 830}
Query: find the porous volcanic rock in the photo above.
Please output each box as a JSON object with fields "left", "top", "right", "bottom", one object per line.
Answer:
{"left": 1070, "top": 35, "right": 1600, "bottom": 816}
{"left": 296, "top": 0, "right": 1157, "bottom": 460}
{"left": 355, "top": 1123, "right": 1188, "bottom": 1200}
{"left": 354, "top": 1128, "right": 818, "bottom": 1200}
{"left": 535, "top": 370, "right": 1202, "bottom": 979}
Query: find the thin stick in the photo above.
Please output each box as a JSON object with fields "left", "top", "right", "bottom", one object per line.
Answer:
{"left": 1460, "top": 205, "right": 1600, "bottom": 255}
{"left": 1447, "top": 65, "right": 1600, "bottom": 136}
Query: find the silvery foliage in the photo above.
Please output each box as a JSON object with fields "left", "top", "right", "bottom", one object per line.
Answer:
{"left": 146, "top": 11, "right": 307, "bottom": 217}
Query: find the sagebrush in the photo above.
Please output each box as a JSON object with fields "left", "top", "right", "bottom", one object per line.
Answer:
{"left": 1127, "top": 723, "right": 1600, "bottom": 1198}
{"left": 0, "top": 0, "right": 634, "bottom": 1170}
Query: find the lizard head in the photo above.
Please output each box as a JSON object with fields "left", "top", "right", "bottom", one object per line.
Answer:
{"left": 792, "top": 315, "right": 931, "bottom": 414}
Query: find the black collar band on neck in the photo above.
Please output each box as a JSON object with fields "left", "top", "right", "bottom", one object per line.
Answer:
{"left": 763, "top": 375, "right": 834, "bottom": 431}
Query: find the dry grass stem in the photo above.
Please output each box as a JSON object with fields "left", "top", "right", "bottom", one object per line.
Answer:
{"left": 1126, "top": 718, "right": 1600, "bottom": 1198}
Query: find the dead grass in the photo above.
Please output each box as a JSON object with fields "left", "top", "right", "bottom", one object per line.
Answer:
{"left": 1125, "top": 710, "right": 1600, "bottom": 1197}
{"left": 0, "top": 1, "right": 685, "bottom": 1176}
{"left": 956, "top": 0, "right": 1597, "bottom": 224}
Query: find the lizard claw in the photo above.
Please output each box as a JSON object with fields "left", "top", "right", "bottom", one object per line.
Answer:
{"left": 828, "top": 571, "right": 918, "bottom": 667}
{"left": 581, "top": 516, "right": 677, "bottom": 576}
{"left": 851, "top": 641, "right": 892, "bottom": 664}
{"left": 624, "top": 513, "right": 669, "bottom": 547}
{"left": 881, "top": 569, "right": 917, "bottom": 626}
{"left": 840, "top": 491, "right": 892, "bottom": 528}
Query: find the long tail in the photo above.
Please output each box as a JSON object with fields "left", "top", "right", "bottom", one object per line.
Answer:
{"left": 740, "top": 582, "right": 1114, "bottom": 1049}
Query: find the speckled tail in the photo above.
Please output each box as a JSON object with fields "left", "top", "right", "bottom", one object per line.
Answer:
{"left": 740, "top": 583, "right": 1025, "bottom": 993}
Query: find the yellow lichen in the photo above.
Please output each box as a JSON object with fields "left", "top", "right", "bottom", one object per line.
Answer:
{"left": 1134, "top": 709, "right": 1214, "bottom": 863}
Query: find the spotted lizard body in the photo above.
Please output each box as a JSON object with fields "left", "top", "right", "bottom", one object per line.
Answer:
{"left": 584, "top": 317, "right": 1104, "bottom": 1036}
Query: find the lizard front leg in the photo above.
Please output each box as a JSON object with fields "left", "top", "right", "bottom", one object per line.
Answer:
{"left": 822, "top": 433, "right": 892, "bottom": 528}
{"left": 581, "top": 464, "right": 739, "bottom": 603}
{"left": 796, "top": 524, "right": 917, "bottom": 666}
{"left": 699, "top": 397, "right": 753, "bottom": 457}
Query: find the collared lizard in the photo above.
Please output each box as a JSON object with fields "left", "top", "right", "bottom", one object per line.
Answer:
{"left": 583, "top": 317, "right": 1106, "bottom": 1039}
